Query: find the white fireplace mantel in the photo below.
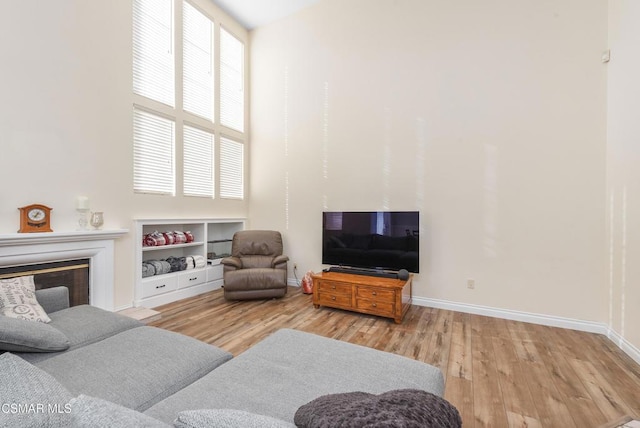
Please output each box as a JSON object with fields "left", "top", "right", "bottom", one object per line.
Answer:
{"left": 0, "top": 230, "right": 128, "bottom": 247}
{"left": 0, "top": 229, "right": 128, "bottom": 311}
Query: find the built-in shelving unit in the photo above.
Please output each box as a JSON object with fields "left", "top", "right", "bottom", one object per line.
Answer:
{"left": 134, "top": 218, "right": 245, "bottom": 308}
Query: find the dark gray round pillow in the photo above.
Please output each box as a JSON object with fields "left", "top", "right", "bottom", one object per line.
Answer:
{"left": 294, "top": 389, "right": 461, "bottom": 428}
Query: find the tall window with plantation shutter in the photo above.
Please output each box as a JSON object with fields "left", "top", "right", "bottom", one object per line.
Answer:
{"left": 183, "top": 2, "right": 214, "bottom": 121}
{"left": 183, "top": 125, "right": 214, "bottom": 197}
{"left": 133, "top": 108, "right": 175, "bottom": 195}
{"left": 132, "top": 0, "right": 246, "bottom": 199}
{"left": 220, "top": 136, "right": 244, "bottom": 199}
{"left": 220, "top": 28, "right": 244, "bottom": 133}
{"left": 133, "top": 0, "right": 174, "bottom": 107}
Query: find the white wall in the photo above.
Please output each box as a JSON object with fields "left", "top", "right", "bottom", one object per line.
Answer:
{"left": 0, "top": 0, "right": 618, "bottom": 332}
{"left": 0, "top": 0, "right": 248, "bottom": 309}
{"left": 607, "top": 0, "right": 640, "bottom": 357}
{"left": 249, "top": 0, "right": 609, "bottom": 323}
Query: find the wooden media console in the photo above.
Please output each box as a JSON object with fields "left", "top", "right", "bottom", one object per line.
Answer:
{"left": 311, "top": 271, "right": 412, "bottom": 323}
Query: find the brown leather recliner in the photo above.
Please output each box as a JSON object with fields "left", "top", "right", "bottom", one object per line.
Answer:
{"left": 220, "top": 230, "right": 289, "bottom": 300}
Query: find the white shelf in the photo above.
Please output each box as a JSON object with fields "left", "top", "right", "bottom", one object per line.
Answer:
{"left": 133, "top": 218, "right": 244, "bottom": 308}
{"left": 142, "top": 241, "right": 205, "bottom": 252}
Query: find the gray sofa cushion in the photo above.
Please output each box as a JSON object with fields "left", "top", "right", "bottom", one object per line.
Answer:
{"left": 0, "top": 315, "right": 70, "bottom": 352}
{"left": 35, "top": 286, "right": 70, "bottom": 314}
{"left": 17, "top": 304, "right": 142, "bottom": 363}
{"left": 294, "top": 389, "right": 462, "bottom": 428}
{"left": 35, "top": 326, "right": 233, "bottom": 412}
{"left": 145, "top": 329, "right": 445, "bottom": 424}
{"left": 70, "top": 395, "right": 170, "bottom": 428}
{"left": 174, "top": 409, "right": 295, "bottom": 428}
{"left": 0, "top": 353, "right": 73, "bottom": 428}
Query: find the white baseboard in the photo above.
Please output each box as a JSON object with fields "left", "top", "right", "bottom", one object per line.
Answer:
{"left": 411, "top": 296, "right": 609, "bottom": 335}
{"left": 607, "top": 328, "right": 640, "bottom": 366}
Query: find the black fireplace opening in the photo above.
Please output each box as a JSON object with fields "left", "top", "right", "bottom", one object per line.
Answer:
{"left": 0, "top": 259, "right": 90, "bottom": 307}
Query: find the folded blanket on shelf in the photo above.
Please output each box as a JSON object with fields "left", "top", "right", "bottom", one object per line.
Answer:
{"left": 143, "top": 231, "right": 167, "bottom": 247}
{"left": 192, "top": 255, "right": 206, "bottom": 269}
{"left": 165, "top": 256, "right": 187, "bottom": 272}
{"left": 162, "top": 232, "right": 176, "bottom": 245}
{"left": 147, "top": 260, "right": 171, "bottom": 275}
{"left": 173, "top": 231, "right": 187, "bottom": 244}
{"left": 185, "top": 256, "right": 195, "bottom": 270}
{"left": 142, "top": 262, "right": 156, "bottom": 278}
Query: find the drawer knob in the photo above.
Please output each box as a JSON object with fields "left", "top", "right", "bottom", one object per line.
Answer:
{"left": 331, "top": 296, "right": 336, "bottom": 300}
{"left": 331, "top": 285, "right": 336, "bottom": 289}
{"left": 189, "top": 277, "right": 197, "bottom": 281}
{"left": 372, "top": 291, "right": 377, "bottom": 296}
{"left": 156, "top": 284, "right": 166, "bottom": 289}
{"left": 372, "top": 303, "right": 377, "bottom": 307}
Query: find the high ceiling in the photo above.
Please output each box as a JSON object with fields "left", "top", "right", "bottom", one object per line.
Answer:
{"left": 211, "top": 0, "right": 320, "bottom": 30}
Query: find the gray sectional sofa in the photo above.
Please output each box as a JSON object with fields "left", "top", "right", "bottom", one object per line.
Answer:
{"left": 1, "top": 286, "right": 446, "bottom": 427}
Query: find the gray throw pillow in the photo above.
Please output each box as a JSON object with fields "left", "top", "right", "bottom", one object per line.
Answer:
{"left": 294, "top": 389, "right": 462, "bottom": 428}
{"left": 0, "top": 353, "right": 73, "bottom": 428}
{"left": 174, "top": 409, "right": 295, "bottom": 428}
{"left": 0, "top": 276, "right": 51, "bottom": 322}
{"left": 0, "top": 314, "right": 70, "bottom": 352}
{"left": 70, "top": 394, "right": 170, "bottom": 427}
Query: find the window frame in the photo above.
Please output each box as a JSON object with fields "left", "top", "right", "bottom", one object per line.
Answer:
{"left": 132, "top": 0, "right": 247, "bottom": 200}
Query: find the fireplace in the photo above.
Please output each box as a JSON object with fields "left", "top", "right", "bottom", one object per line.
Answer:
{"left": 0, "top": 230, "right": 127, "bottom": 311}
{"left": 0, "top": 259, "right": 90, "bottom": 306}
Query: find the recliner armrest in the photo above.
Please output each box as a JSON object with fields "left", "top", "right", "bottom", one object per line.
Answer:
{"left": 221, "top": 256, "right": 242, "bottom": 270}
{"left": 272, "top": 255, "right": 289, "bottom": 267}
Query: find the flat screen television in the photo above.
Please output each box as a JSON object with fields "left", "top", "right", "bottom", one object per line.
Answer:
{"left": 322, "top": 211, "right": 419, "bottom": 273}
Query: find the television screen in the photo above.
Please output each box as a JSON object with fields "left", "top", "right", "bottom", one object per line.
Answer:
{"left": 322, "top": 211, "right": 419, "bottom": 273}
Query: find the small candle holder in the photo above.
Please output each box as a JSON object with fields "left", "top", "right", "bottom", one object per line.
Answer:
{"left": 76, "top": 196, "right": 90, "bottom": 231}
{"left": 77, "top": 209, "right": 89, "bottom": 230}
{"left": 90, "top": 212, "right": 104, "bottom": 230}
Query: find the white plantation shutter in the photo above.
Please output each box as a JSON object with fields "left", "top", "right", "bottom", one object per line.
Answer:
{"left": 132, "top": 2, "right": 246, "bottom": 200}
{"left": 183, "top": 2, "right": 214, "bottom": 120}
{"left": 219, "top": 136, "right": 243, "bottom": 199}
{"left": 220, "top": 28, "right": 244, "bottom": 132}
{"left": 183, "top": 125, "right": 214, "bottom": 197}
{"left": 133, "top": 0, "right": 175, "bottom": 107}
{"left": 133, "top": 108, "right": 175, "bottom": 195}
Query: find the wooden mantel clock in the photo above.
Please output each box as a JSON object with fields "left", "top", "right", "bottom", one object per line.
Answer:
{"left": 18, "top": 204, "right": 53, "bottom": 233}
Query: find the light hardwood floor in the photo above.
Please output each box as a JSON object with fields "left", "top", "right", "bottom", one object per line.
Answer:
{"left": 151, "top": 286, "right": 640, "bottom": 427}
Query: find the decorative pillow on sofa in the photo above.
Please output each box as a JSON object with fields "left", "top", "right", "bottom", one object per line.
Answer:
{"left": 0, "top": 314, "right": 70, "bottom": 352}
{"left": 174, "top": 409, "right": 295, "bottom": 428}
{"left": 0, "top": 352, "right": 73, "bottom": 428}
{"left": 70, "top": 394, "right": 170, "bottom": 428}
{"left": 0, "top": 276, "right": 51, "bottom": 322}
{"left": 294, "top": 389, "right": 462, "bottom": 428}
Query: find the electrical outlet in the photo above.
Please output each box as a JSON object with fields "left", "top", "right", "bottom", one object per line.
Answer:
{"left": 467, "top": 279, "right": 475, "bottom": 289}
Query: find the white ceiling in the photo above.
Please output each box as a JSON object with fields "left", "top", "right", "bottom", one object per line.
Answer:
{"left": 211, "top": 0, "right": 320, "bottom": 30}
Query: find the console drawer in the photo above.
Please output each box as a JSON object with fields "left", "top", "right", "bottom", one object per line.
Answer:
{"left": 318, "top": 292, "right": 352, "bottom": 308}
{"left": 355, "top": 298, "right": 394, "bottom": 315}
{"left": 142, "top": 275, "right": 178, "bottom": 298}
{"left": 178, "top": 269, "right": 206, "bottom": 289}
{"left": 317, "top": 280, "right": 351, "bottom": 295}
{"left": 356, "top": 286, "right": 395, "bottom": 302}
